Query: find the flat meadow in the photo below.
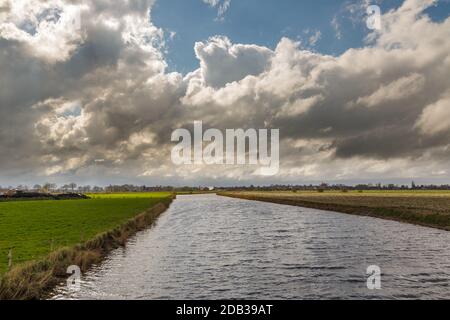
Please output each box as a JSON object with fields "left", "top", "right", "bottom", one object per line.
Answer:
{"left": 220, "top": 190, "right": 450, "bottom": 231}
{"left": 0, "top": 192, "right": 173, "bottom": 274}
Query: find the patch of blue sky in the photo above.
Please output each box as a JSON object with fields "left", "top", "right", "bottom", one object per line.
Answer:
{"left": 152, "top": 0, "right": 450, "bottom": 73}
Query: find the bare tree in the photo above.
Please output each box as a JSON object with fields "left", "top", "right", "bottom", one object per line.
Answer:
{"left": 69, "top": 183, "right": 77, "bottom": 192}
{"left": 43, "top": 183, "right": 57, "bottom": 193}
{"left": 92, "top": 186, "right": 103, "bottom": 193}
{"left": 42, "top": 183, "right": 51, "bottom": 193}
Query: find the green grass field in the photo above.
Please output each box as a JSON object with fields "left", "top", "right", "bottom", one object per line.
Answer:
{"left": 87, "top": 192, "right": 172, "bottom": 199}
{"left": 0, "top": 192, "right": 172, "bottom": 274}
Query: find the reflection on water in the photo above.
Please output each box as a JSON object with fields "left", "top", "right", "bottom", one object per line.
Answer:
{"left": 52, "top": 194, "right": 450, "bottom": 300}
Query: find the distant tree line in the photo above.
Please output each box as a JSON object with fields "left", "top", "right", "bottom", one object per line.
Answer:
{"left": 103, "top": 185, "right": 213, "bottom": 193}
{"left": 1, "top": 181, "right": 450, "bottom": 194}
{"left": 0, "top": 183, "right": 104, "bottom": 194}
{"left": 219, "top": 182, "right": 450, "bottom": 191}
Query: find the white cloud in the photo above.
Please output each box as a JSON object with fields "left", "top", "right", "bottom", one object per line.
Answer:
{"left": 193, "top": 36, "right": 273, "bottom": 88}
{"left": 308, "top": 30, "right": 322, "bottom": 47}
{"left": 0, "top": 0, "right": 88, "bottom": 62}
{"left": 331, "top": 16, "right": 343, "bottom": 40}
{"left": 352, "top": 73, "right": 425, "bottom": 108}
{"left": 416, "top": 96, "right": 450, "bottom": 136}
{"left": 202, "top": 0, "right": 231, "bottom": 20}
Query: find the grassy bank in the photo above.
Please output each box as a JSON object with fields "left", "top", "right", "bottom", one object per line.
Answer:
{"left": 0, "top": 192, "right": 173, "bottom": 299}
{"left": 219, "top": 191, "right": 450, "bottom": 231}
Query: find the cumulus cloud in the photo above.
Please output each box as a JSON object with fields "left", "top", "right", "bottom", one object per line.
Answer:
{"left": 193, "top": 36, "right": 273, "bottom": 88}
{"left": 1, "top": 0, "right": 450, "bottom": 186}
{"left": 351, "top": 73, "right": 426, "bottom": 108}
{"left": 0, "top": 0, "right": 88, "bottom": 62}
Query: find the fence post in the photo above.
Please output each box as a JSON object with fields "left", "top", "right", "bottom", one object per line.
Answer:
{"left": 7, "top": 249, "right": 12, "bottom": 271}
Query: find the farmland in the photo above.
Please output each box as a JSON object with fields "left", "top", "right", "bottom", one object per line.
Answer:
{"left": 0, "top": 192, "right": 173, "bottom": 274}
{"left": 219, "top": 190, "right": 450, "bottom": 231}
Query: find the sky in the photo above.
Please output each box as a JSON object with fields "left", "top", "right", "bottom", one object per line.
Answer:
{"left": 154, "top": 0, "right": 450, "bottom": 72}
{"left": 1, "top": 0, "right": 450, "bottom": 187}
